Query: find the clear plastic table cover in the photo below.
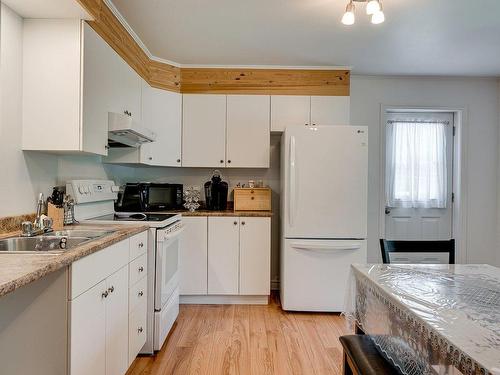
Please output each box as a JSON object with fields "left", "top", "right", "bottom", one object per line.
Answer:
{"left": 344, "top": 264, "right": 500, "bottom": 375}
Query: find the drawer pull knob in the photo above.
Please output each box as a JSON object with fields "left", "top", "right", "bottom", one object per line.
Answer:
{"left": 139, "top": 266, "right": 144, "bottom": 272}
{"left": 138, "top": 291, "right": 144, "bottom": 297}
{"left": 139, "top": 242, "right": 144, "bottom": 248}
{"left": 242, "top": 221, "right": 245, "bottom": 225}
{"left": 251, "top": 197, "right": 255, "bottom": 200}
{"left": 108, "top": 286, "right": 114, "bottom": 293}
{"left": 101, "top": 291, "right": 109, "bottom": 299}
{"left": 138, "top": 327, "right": 143, "bottom": 333}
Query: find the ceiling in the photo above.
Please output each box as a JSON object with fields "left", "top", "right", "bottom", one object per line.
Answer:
{"left": 110, "top": 0, "right": 500, "bottom": 76}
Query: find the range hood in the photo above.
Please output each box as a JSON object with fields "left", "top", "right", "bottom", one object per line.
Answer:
{"left": 108, "top": 112, "right": 156, "bottom": 147}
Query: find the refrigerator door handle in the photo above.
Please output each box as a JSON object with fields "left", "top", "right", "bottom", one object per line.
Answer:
{"left": 289, "top": 135, "right": 297, "bottom": 227}
{"left": 290, "top": 242, "right": 362, "bottom": 252}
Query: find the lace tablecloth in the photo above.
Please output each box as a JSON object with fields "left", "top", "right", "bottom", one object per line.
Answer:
{"left": 345, "top": 264, "right": 500, "bottom": 375}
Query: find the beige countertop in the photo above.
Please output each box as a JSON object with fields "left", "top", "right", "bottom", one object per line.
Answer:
{"left": 0, "top": 223, "right": 148, "bottom": 298}
{"left": 165, "top": 209, "right": 273, "bottom": 217}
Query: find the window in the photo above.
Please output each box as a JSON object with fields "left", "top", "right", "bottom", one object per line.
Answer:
{"left": 386, "top": 119, "right": 448, "bottom": 208}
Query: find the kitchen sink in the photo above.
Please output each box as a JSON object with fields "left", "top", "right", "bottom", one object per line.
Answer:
{"left": 0, "top": 236, "right": 91, "bottom": 253}
{"left": 0, "top": 230, "right": 114, "bottom": 254}
{"left": 44, "top": 229, "right": 114, "bottom": 239}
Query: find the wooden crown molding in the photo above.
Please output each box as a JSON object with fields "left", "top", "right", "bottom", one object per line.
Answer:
{"left": 76, "top": 0, "right": 349, "bottom": 96}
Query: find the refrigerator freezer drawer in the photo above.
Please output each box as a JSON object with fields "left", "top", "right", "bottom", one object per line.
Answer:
{"left": 280, "top": 239, "right": 367, "bottom": 312}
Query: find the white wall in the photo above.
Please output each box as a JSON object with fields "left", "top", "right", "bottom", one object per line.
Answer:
{"left": 0, "top": 4, "right": 58, "bottom": 217}
{"left": 351, "top": 75, "right": 499, "bottom": 266}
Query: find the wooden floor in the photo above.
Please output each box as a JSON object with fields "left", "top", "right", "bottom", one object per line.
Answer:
{"left": 126, "top": 294, "right": 350, "bottom": 375}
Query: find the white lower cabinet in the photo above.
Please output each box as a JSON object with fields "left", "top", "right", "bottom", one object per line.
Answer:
{"left": 105, "top": 266, "right": 129, "bottom": 375}
{"left": 208, "top": 217, "right": 240, "bottom": 294}
{"left": 179, "top": 217, "right": 208, "bottom": 295}
{"left": 69, "top": 280, "right": 107, "bottom": 375}
{"left": 180, "top": 216, "right": 271, "bottom": 298}
{"left": 69, "top": 230, "right": 148, "bottom": 375}
{"left": 239, "top": 217, "right": 271, "bottom": 295}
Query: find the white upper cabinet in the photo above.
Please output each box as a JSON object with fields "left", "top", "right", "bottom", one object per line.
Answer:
{"left": 182, "top": 94, "right": 227, "bottom": 167}
{"left": 226, "top": 95, "right": 270, "bottom": 168}
{"left": 271, "top": 95, "right": 311, "bottom": 132}
{"left": 22, "top": 20, "right": 142, "bottom": 156}
{"left": 270, "top": 95, "right": 350, "bottom": 132}
{"left": 310, "top": 96, "right": 350, "bottom": 125}
{"left": 140, "top": 82, "right": 182, "bottom": 166}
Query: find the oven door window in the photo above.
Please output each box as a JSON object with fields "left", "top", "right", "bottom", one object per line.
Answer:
{"left": 155, "top": 232, "right": 179, "bottom": 310}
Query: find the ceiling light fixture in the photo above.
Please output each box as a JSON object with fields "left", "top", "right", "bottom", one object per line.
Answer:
{"left": 341, "top": 0, "right": 385, "bottom": 26}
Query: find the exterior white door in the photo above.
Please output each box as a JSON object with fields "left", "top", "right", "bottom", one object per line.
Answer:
{"left": 384, "top": 112, "right": 454, "bottom": 240}
{"left": 207, "top": 217, "right": 239, "bottom": 294}
{"left": 179, "top": 217, "right": 208, "bottom": 295}
{"left": 104, "top": 266, "right": 129, "bottom": 375}
{"left": 239, "top": 217, "right": 271, "bottom": 295}
{"left": 182, "top": 94, "right": 227, "bottom": 167}
{"left": 226, "top": 95, "right": 270, "bottom": 168}
{"left": 282, "top": 126, "right": 368, "bottom": 239}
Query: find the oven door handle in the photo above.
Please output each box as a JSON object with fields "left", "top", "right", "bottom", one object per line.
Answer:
{"left": 157, "top": 226, "right": 185, "bottom": 242}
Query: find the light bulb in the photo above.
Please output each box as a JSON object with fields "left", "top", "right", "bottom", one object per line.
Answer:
{"left": 366, "top": 0, "right": 381, "bottom": 15}
{"left": 371, "top": 10, "right": 385, "bottom": 24}
{"left": 341, "top": 1, "right": 355, "bottom": 25}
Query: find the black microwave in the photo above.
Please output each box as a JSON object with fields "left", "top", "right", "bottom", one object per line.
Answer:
{"left": 116, "top": 183, "right": 183, "bottom": 212}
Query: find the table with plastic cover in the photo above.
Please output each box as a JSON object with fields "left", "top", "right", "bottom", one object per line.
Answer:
{"left": 344, "top": 264, "right": 500, "bottom": 375}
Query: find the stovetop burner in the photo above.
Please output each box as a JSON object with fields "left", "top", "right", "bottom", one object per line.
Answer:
{"left": 92, "top": 213, "right": 178, "bottom": 222}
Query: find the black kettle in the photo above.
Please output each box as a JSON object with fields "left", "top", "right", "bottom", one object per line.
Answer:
{"left": 204, "top": 170, "right": 228, "bottom": 210}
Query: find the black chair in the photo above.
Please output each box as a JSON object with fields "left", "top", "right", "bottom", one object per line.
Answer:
{"left": 380, "top": 239, "right": 455, "bottom": 264}
{"left": 339, "top": 335, "right": 399, "bottom": 375}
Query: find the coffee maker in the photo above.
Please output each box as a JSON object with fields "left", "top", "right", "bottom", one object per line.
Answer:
{"left": 204, "top": 170, "right": 228, "bottom": 210}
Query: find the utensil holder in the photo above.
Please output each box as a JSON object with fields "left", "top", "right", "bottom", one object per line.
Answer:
{"left": 47, "top": 202, "right": 64, "bottom": 230}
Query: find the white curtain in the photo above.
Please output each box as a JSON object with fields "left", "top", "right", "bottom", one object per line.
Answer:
{"left": 386, "top": 120, "right": 447, "bottom": 208}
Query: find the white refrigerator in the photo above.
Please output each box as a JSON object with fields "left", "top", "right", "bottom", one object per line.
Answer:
{"left": 280, "top": 125, "right": 368, "bottom": 312}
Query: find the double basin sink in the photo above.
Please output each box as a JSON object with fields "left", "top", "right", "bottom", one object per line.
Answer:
{"left": 0, "top": 230, "right": 114, "bottom": 254}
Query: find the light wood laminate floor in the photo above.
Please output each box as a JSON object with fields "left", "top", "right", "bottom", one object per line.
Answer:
{"left": 126, "top": 294, "right": 350, "bottom": 375}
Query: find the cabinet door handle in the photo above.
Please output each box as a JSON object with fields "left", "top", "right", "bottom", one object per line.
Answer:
{"left": 101, "top": 291, "right": 109, "bottom": 299}
{"left": 138, "top": 266, "right": 144, "bottom": 272}
{"left": 177, "top": 159, "right": 181, "bottom": 163}
{"left": 138, "top": 327, "right": 143, "bottom": 333}
{"left": 139, "top": 242, "right": 144, "bottom": 248}
{"left": 138, "top": 290, "right": 144, "bottom": 297}
{"left": 148, "top": 157, "right": 153, "bottom": 161}
{"left": 220, "top": 160, "right": 224, "bottom": 164}
{"left": 108, "top": 286, "right": 114, "bottom": 293}
{"left": 227, "top": 160, "right": 232, "bottom": 164}
{"left": 241, "top": 221, "right": 245, "bottom": 225}
{"left": 233, "top": 221, "right": 238, "bottom": 225}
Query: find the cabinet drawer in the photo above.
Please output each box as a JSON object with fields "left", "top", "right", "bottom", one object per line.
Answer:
{"left": 70, "top": 239, "right": 129, "bottom": 299}
{"left": 130, "top": 231, "right": 148, "bottom": 261}
{"left": 128, "top": 300, "right": 147, "bottom": 365}
{"left": 233, "top": 188, "right": 271, "bottom": 211}
{"left": 129, "top": 253, "right": 147, "bottom": 286}
{"left": 129, "top": 275, "right": 147, "bottom": 313}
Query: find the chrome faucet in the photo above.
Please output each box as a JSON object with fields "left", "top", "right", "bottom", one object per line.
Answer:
{"left": 21, "top": 193, "right": 53, "bottom": 237}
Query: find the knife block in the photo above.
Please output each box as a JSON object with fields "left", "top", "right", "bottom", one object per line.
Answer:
{"left": 48, "top": 202, "right": 64, "bottom": 230}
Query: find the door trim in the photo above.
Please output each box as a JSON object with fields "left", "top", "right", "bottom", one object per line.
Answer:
{"left": 379, "top": 105, "right": 468, "bottom": 264}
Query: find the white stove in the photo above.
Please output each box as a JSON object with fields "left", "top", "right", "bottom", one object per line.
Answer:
{"left": 67, "top": 180, "right": 183, "bottom": 354}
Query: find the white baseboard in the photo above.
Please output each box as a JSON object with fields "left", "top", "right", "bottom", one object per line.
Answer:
{"left": 180, "top": 295, "right": 269, "bottom": 305}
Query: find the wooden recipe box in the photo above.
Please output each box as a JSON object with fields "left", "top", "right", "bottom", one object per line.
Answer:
{"left": 233, "top": 188, "right": 271, "bottom": 211}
